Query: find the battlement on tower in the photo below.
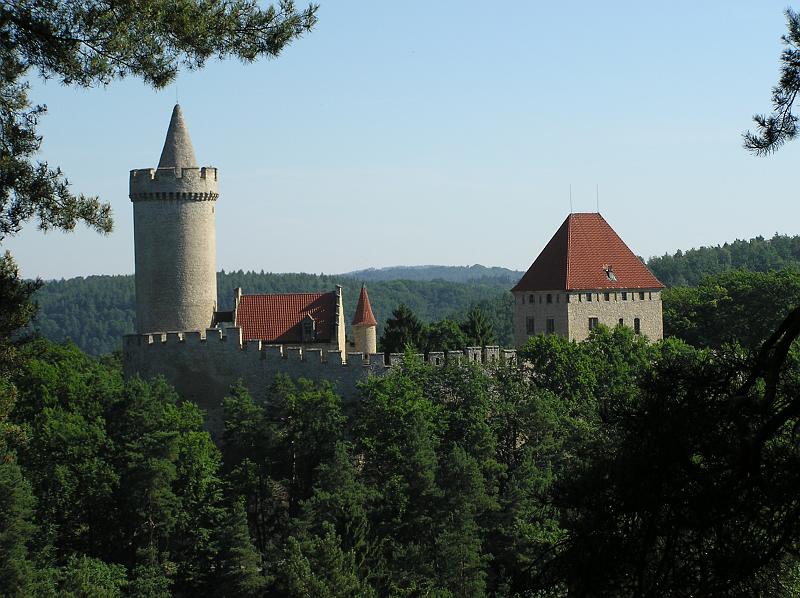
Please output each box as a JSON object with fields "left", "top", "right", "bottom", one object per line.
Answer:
{"left": 129, "top": 167, "right": 219, "bottom": 201}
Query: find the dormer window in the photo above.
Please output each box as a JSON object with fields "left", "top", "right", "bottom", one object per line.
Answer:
{"left": 604, "top": 265, "right": 617, "bottom": 282}
{"left": 301, "top": 314, "right": 316, "bottom": 342}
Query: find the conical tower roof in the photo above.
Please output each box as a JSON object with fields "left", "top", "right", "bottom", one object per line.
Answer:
{"left": 352, "top": 284, "right": 378, "bottom": 327}
{"left": 512, "top": 213, "right": 664, "bottom": 291}
{"left": 158, "top": 104, "right": 197, "bottom": 169}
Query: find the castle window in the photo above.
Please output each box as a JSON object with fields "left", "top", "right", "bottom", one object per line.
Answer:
{"left": 586, "top": 292, "right": 592, "bottom": 302}
{"left": 619, "top": 318, "right": 624, "bottom": 326}
{"left": 639, "top": 291, "right": 645, "bottom": 300}
{"left": 589, "top": 317, "right": 599, "bottom": 331}
{"left": 547, "top": 293, "right": 552, "bottom": 304}
{"left": 526, "top": 317, "right": 535, "bottom": 334}
{"left": 634, "top": 318, "right": 641, "bottom": 335}
{"left": 546, "top": 318, "right": 555, "bottom": 334}
{"left": 301, "top": 314, "right": 316, "bottom": 342}
{"left": 622, "top": 291, "right": 628, "bottom": 300}
{"left": 529, "top": 294, "right": 534, "bottom": 303}
{"left": 603, "top": 292, "right": 610, "bottom": 301}
{"left": 649, "top": 292, "right": 653, "bottom": 300}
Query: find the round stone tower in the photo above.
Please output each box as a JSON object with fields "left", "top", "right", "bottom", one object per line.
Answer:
{"left": 352, "top": 284, "right": 378, "bottom": 354}
{"left": 129, "top": 104, "right": 218, "bottom": 334}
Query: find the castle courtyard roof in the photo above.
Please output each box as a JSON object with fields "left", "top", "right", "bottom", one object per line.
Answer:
{"left": 352, "top": 285, "right": 378, "bottom": 327}
{"left": 158, "top": 104, "right": 198, "bottom": 169}
{"left": 512, "top": 213, "right": 664, "bottom": 292}
{"left": 235, "top": 292, "right": 335, "bottom": 343}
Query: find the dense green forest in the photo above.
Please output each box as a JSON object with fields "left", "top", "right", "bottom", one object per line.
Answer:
{"left": 6, "top": 286, "right": 800, "bottom": 595}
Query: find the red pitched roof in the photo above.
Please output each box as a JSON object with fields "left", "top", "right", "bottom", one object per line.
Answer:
{"left": 234, "top": 292, "right": 335, "bottom": 343}
{"left": 352, "top": 285, "right": 377, "bottom": 327}
{"left": 512, "top": 213, "right": 664, "bottom": 291}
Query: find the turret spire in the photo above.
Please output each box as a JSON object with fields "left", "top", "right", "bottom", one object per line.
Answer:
{"left": 158, "top": 104, "right": 197, "bottom": 169}
{"left": 352, "top": 284, "right": 378, "bottom": 327}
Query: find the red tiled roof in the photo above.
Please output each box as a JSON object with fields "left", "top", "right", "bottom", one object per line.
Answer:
{"left": 234, "top": 292, "right": 335, "bottom": 343}
{"left": 352, "top": 285, "right": 377, "bottom": 327}
{"left": 512, "top": 213, "right": 664, "bottom": 291}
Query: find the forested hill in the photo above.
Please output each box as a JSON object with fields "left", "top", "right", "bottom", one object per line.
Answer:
{"left": 647, "top": 233, "right": 800, "bottom": 287}
{"left": 343, "top": 264, "right": 523, "bottom": 283}
{"left": 32, "top": 271, "right": 513, "bottom": 355}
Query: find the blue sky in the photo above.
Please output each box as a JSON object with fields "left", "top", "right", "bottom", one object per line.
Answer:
{"left": 7, "top": 1, "right": 800, "bottom": 279}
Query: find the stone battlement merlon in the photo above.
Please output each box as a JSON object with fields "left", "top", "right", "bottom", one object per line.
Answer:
{"left": 129, "top": 166, "right": 219, "bottom": 201}
{"left": 122, "top": 329, "right": 515, "bottom": 368}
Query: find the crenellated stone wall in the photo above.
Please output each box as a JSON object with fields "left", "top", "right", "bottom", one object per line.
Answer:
{"left": 123, "top": 329, "right": 516, "bottom": 435}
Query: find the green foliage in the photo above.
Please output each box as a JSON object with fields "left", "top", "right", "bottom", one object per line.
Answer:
{"left": 6, "top": 340, "right": 272, "bottom": 594}
{"left": 647, "top": 233, "right": 800, "bottom": 287}
{"left": 55, "top": 554, "right": 127, "bottom": 598}
{"left": 663, "top": 267, "right": 800, "bottom": 348}
{"left": 548, "top": 337, "right": 800, "bottom": 595}
{"left": 379, "top": 303, "right": 426, "bottom": 353}
{"left": 461, "top": 306, "right": 496, "bottom": 347}
{"left": 0, "top": 461, "right": 38, "bottom": 597}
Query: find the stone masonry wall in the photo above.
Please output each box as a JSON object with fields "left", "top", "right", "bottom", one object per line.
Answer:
{"left": 123, "top": 328, "right": 515, "bottom": 437}
{"left": 131, "top": 167, "right": 219, "bottom": 334}
{"left": 513, "top": 290, "right": 663, "bottom": 346}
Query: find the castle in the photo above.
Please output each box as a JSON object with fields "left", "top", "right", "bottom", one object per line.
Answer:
{"left": 511, "top": 213, "right": 664, "bottom": 345}
{"left": 122, "top": 106, "right": 515, "bottom": 430}
{"left": 123, "top": 106, "right": 662, "bottom": 428}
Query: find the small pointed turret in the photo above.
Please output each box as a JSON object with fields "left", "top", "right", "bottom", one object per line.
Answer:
{"left": 352, "top": 284, "right": 378, "bottom": 327}
{"left": 352, "top": 284, "right": 378, "bottom": 354}
{"left": 158, "top": 104, "right": 197, "bottom": 169}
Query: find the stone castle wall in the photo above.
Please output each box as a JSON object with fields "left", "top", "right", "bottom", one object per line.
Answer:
{"left": 123, "top": 328, "right": 516, "bottom": 436}
{"left": 513, "top": 289, "right": 663, "bottom": 345}
{"left": 131, "top": 167, "right": 219, "bottom": 334}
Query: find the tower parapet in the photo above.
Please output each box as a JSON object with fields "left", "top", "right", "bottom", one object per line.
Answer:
{"left": 129, "top": 167, "right": 218, "bottom": 201}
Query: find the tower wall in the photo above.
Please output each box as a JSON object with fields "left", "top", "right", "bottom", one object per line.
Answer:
{"left": 130, "top": 167, "right": 219, "bottom": 333}
{"left": 353, "top": 324, "right": 377, "bottom": 354}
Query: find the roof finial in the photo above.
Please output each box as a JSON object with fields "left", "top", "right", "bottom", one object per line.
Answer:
{"left": 158, "top": 104, "right": 197, "bottom": 169}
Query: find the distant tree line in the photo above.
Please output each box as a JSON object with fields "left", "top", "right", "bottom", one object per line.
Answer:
{"left": 647, "top": 233, "right": 800, "bottom": 287}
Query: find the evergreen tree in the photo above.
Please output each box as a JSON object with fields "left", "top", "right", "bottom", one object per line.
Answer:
{"left": 379, "top": 303, "right": 425, "bottom": 354}
{"left": 461, "top": 307, "right": 495, "bottom": 347}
